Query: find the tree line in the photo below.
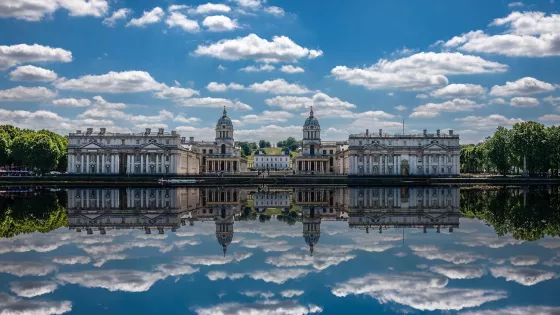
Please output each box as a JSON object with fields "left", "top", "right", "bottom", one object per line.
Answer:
{"left": 0, "top": 125, "right": 68, "bottom": 173}
{"left": 237, "top": 137, "right": 301, "bottom": 158}
{"left": 461, "top": 121, "right": 560, "bottom": 176}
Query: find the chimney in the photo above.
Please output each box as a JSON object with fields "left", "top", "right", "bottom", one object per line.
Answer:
{"left": 99, "top": 128, "right": 106, "bottom": 135}
{"left": 449, "top": 130, "right": 454, "bottom": 136}
{"left": 423, "top": 129, "right": 427, "bottom": 136}
{"left": 437, "top": 129, "right": 441, "bottom": 136}
{"left": 366, "top": 129, "right": 369, "bottom": 136}
{"left": 379, "top": 129, "right": 382, "bottom": 136}
{"left": 86, "top": 128, "right": 93, "bottom": 134}
{"left": 76, "top": 130, "right": 81, "bottom": 134}
{"left": 181, "top": 137, "right": 186, "bottom": 143}
{"left": 189, "top": 136, "right": 194, "bottom": 143}
{"left": 145, "top": 128, "right": 151, "bottom": 135}
{"left": 171, "top": 130, "right": 177, "bottom": 136}
{"left": 158, "top": 128, "right": 164, "bottom": 134}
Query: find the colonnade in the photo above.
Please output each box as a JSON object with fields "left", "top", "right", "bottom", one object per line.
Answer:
{"left": 67, "top": 153, "right": 121, "bottom": 174}
{"left": 346, "top": 153, "right": 460, "bottom": 176}
{"left": 205, "top": 159, "right": 238, "bottom": 173}
{"left": 126, "top": 153, "right": 173, "bottom": 174}
{"left": 296, "top": 159, "right": 329, "bottom": 173}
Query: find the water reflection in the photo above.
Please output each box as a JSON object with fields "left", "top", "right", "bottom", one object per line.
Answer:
{"left": 1, "top": 186, "right": 559, "bottom": 314}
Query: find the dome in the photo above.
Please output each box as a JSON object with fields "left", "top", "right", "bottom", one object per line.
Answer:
{"left": 216, "top": 106, "right": 233, "bottom": 128}
{"left": 303, "top": 106, "right": 320, "bottom": 127}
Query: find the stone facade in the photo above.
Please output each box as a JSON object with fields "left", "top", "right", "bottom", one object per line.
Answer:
{"left": 254, "top": 151, "right": 291, "bottom": 170}
{"left": 67, "top": 127, "right": 199, "bottom": 175}
{"left": 293, "top": 107, "right": 334, "bottom": 174}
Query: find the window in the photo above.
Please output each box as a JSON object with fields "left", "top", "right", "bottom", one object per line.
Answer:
{"left": 202, "top": 149, "right": 206, "bottom": 154}
{"left": 330, "top": 150, "right": 333, "bottom": 154}
{"left": 166, "top": 140, "right": 169, "bottom": 145}
{"left": 121, "top": 139, "right": 125, "bottom": 145}
{"left": 359, "top": 141, "right": 362, "bottom": 145}
{"left": 418, "top": 142, "right": 421, "bottom": 146}
{"left": 106, "top": 139, "right": 110, "bottom": 144}
{"left": 165, "top": 155, "right": 170, "bottom": 162}
{"left": 136, "top": 140, "right": 140, "bottom": 144}
{"left": 323, "top": 150, "right": 327, "bottom": 154}
{"left": 209, "top": 149, "right": 213, "bottom": 154}
{"left": 404, "top": 141, "right": 407, "bottom": 145}
{"left": 448, "top": 156, "right": 452, "bottom": 162}
{"left": 77, "top": 140, "right": 81, "bottom": 144}
{"left": 389, "top": 141, "right": 392, "bottom": 145}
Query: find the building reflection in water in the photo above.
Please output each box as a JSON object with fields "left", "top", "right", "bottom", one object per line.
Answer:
{"left": 68, "top": 186, "right": 460, "bottom": 255}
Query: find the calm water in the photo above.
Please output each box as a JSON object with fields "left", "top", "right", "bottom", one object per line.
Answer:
{"left": 1, "top": 186, "right": 560, "bottom": 315}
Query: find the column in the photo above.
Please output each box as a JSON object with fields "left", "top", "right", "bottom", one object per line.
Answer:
{"left": 145, "top": 154, "right": 149, "bottom": 174}
{"left": 81, "top": 155, "right": 85, "bottom": 173}
{"left": 140, "top": 154, "right": 143, "bottom": 174}
{"left": 378, "top": 155, "right": 382, "bottom": 175}
{"left": 115, "top": 154, "right": 119, "bottom": 174}
{"left": 155, "top": 154, "right": 159, "bottom": 174}
{"left": 126, "top": 155, "right": 130, "bottom": 174}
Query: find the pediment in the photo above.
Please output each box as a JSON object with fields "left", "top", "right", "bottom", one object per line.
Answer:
{"left": 424, "top": 143, "right": 446, "bottom": 150}
{"left": 140, "top": 143, "right": 164, "bottom": 150}
{"left": 81, "top": 143, "right": 102, "bottom": 149}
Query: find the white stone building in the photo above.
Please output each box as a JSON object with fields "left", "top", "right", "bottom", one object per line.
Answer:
{"left": 254, "top": 151, "right": 291, "bottom": 170}
{"left": 335, "top": 129, "right": 461, "bottom": 176}
{"left": 253, "top": 191, "right": 291, "bottom": 211}
{"left": 67, "top": 127, "right": 199, "bottom": 175}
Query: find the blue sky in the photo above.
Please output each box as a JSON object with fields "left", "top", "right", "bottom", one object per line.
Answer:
{"left": 0, "top": 0, "right": 559, "bottom": 143}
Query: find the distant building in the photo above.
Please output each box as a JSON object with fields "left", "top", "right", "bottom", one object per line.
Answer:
{"left": 183, "top": 107, "right": 247, "bottom": 173}
{"left": 66, "top": 128, "right": 199, "bottom": 175}
{"left": 254, "top": 151, "right": 291, "bottom": 170}
{"left": 253, "top": 190, "right": 291, "bottom": 212}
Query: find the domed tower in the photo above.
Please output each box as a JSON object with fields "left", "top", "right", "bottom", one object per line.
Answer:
{"left": 216, "top": 106, "right": 234, "bottom": 155}
{"left": 302, "top": 207, "right": 321, "bottom": 256}
{"left": 303, "top": 106, "right": 321, "bottom": 156}
{"left": 215, "top": 207, "right": 234, "bottom": 256}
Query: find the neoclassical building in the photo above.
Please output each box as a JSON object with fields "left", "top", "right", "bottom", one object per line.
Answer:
{"left": 67, "top": 128, "right": 199, "bottom": 175}
{"left": 335, "top": 129, "right": 461, "bottom": 176}
{"left": 183, "top": 107, "right": 247, "bottom": 173}
{"left": 294, "top": 107, "right": 335, "bottom": 174}
{"left": 254, "top": 151, "right": 291, "bottom": 170}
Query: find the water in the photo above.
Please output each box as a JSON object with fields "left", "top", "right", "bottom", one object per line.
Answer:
{"left": 1, "top": 186, "right": 559, "bottom": 314}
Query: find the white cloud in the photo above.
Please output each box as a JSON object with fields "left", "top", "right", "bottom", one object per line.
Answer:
{"left": 281, "top": 65, "right": 305, "bottom": 74}
{"left": 241, "top": 110, "right": 294, "bottom": 124}
{"left": 456, "top": 234, "right": 524, "bottom": 248}
{"left": 0, "top": 43, "right": 72, "bottom": 70}
{"left": 430, "top": 84, "right": 487, "bottom": 99}
{"left": 416, "top": 93, "right": 429, "bottom": 99}
{"left": 9, "top": 65, "right": 58, "bottom": 81}
{"left": 510, "top": 96, "right": 540, "bottom": 108}
{"left": 411, "top": 247, "right": 486, "bottom": 264}
{"left": 429, "top": 265, "right": 486, "bottom": 279}
{"left": 134, "top": 123, "right": 168, "bottom": 129}
{"left": 490, "top": 77, "right": 556, "bottom": 96}
{"left": 251, "top": 269, "right": 313, "bottom": 284}
{"left": 10, "top": 280, "right": 58, "bottom": 298}
{"left": 179, "top": 97, "right": 252, "bottom": 110}
{"left": 539, "top": 114, "right": 560, "bottom": 123}
{"left": 280, "top": 290, "right": 305, "bottom": 298}
{"left": 0, "top": 293, "right": 71, "bottom": 315}
{"left": 173, "top": 115, "right": 201, "bottom": 124}
{"left": 189, "top": 3, "right": 231, "bottom": 15}
{"left": 462, "top": 306, "right": 560, "bottom": 315}
{"left": 410, "top": 99, "right": 484, "bottom": 118}
{"left": 489, "top": 98, "right": 506, "bottom": 105}
{"left": 126, "top": 7, "right": 164, "bottom": 27}
{"left": 0, "top": 0, "right": 108, "bottom": 21}
{"left": 266, "top": 92, "right": 356, "bottom": 110}
{"left": 332, "top": 272, "right": 506, "bottom": 311}
{"left": 194, "top": 33, "right": 323, "bottom": 63}
{"left": 240, "top": 291, "right": 275, "bottom": 299}
{"left": 394, "top": 105, "right": 407, "bottom": 111}
{"left": 202, "top": 15, "right": 240, "bottom": 32}
{"left": 508, "top": 2, "right": 525, "bottom": 8}
{"left": 166, "top": 12, "right": 200, "bottom": 32}
{"left": 543, "top": 96, "right": 560, "bottom": 106}
{"left": 207, "top": 79, "right": 311, "bottom": 94}
{"left": 332, "top": 52, "right": 506, "bottom": 91}
{"left": 264, "top": 6, "right": 285, "bottom": 16}
{"left": 491, "top": 11, "right": 560, "bottom": 36}
{"left": 266, "top": 251, "right": 356, "bottom": 271}
{"left": 153, "top": 86, "right": 199, "bottom": 99}
{"left": 490, "top": 267, "right": 556, "bottom": 286}
{"left": 56, "top": 269, "right": 167, "bottom": 292}
{"left": 168, "top": 4, "right": 189, "bottom": 12}
{"left": 102, "top": 8, "right": 131, "bottom": 27}
{"left": 0, "top": 261, "right": 57, "bottom": 277}
{"left": 230, "top": 0, "right": 265, "bottom": 8}
{"left": 180, "top": 252, "right": 252, "bottom": 265}
{"left": 240, "top": 64, "right": 275, "bottom": 72}
{"left": 52, "top": 256, "right": 91, "bottom": 265}
{"left": 90, "top": 95, "right": 127, "bottom": 109}
{"left": 154, "top": 264, "right": 199, "bottom": 277}
{"left": 455, "top": 114, "right": 524, "bottom": 130}
{"left": 218, "top": 64, "right": 227, "bottom": 70}
{"left": 55, "top": 70, "right": 166, "bottom": 93}
{"left": 0, "top": 86, "right": 57, "bottom": 101}
{"left": 193, "top": 300, "right": 322, "bottom": 315}
{"left": 509, "top": 255, "right": 539, "bottom": 266}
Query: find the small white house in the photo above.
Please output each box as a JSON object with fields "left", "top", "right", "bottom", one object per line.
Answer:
{"left": 254, "top": 151, "right": 291, "bottom": 170}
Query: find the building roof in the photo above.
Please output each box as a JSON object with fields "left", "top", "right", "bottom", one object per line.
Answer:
{"left": 216, "top": 106, "right": 233, "bottom": 128}
{"left": 303, "top": 106, "right": 320, "bottom": 127}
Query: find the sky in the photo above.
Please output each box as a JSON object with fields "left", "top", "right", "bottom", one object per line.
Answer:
{"left": 0, "top": 0, "right": 559, "bottom": 143}
{"left": 1, "top": 187, "right": 560, "bottom": 314}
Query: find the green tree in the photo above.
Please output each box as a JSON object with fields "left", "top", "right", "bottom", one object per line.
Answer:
{"left": 0, "top": 131, "right": 10, "bottom": 166}
{"left": 547, "top": 126, "right": 560, "bottom": 177}
{"left": 30, "top": 133, "right": 60, "bottom": 173}
{"left": 511, "top": 121, "right": 549, "bottom": 176}
{"left": 487, "top": 127, "right": 512, "bottom": 176}
{"left": 11, "top": 134, "right": 34, "bottom": 168}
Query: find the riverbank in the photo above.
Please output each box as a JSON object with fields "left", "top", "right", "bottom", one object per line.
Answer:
{"left": 1, "top": 174, "right": 560, "bottom": 186}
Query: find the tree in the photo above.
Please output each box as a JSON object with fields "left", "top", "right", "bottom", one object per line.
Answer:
{"left": 512, "top": 122, "right": 548, "bottom": 176}
{"left": 30, "top": 133, "right": 60, "bottom": 173}
{"left": 0, "top": 131, "right": 10, "bottom": 166}
{"left": 259, "top": 140, "right": 267, "bottom": 148}
{"left": 237, "top": 142, "right": 253, "bottom": 158}
{"left": 487, "top": 127, "right": 512, "bottom": 176}
{"left": 10, "top": 134, "right": 33, "bottom": 168}
{"left": 547, "top": 126, "right": 560, "bottom": 177}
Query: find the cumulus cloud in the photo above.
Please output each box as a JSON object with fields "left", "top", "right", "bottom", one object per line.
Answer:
{"left": 189, "top": 3, "right": 231, "bottom": 14}
{"left": 153, "top": 86, "right": 200, "bottom": 99}
{"left": 0, "top": 43, "right": 72, "bottom": 70}
{"left": 332, "top": 272, "right": 506, "bottom": 311}
{"left": 0, "top": 261, "right": 57, "bottom": 277}
{"left": 394, "top": 105, "right": 407, "bottom": 111}
{"left": 10, "top": 280, "right": 58, "bottom": 298}
{"left": 510, "top": 96, "right": 540, "bottom": 108}
{"left": 281, "top": 65, "right": 305, "bottom": 74}
{"left": 52, "top": 256, "right": 92, "bottom": 265}
{"left": 102, "top": 8, "right": 131, "bottom": 27}
{"left": 178, "top": 97, "right": 252, "bottom": 111}
{"left": 490, "top": 77, "right": 556, "bottom": 96}
{"left": 166, "top": 12, "right": 200, "bottom": 32}
{"left": 193, "top": 300, "right": 322, "bottom": 315}
{"left": 154, "top": 264, "right": 199, "bottom": 277}
{"left": 194, "top": 33, "right": 323, "bottom": 63}
{"left": 509, "top": 255, "right": 539, "bottom": 266}
{"left": 240, "top": 291, "right": 275, "bottom": 299}
{"left": 429, "top": 265, "right": 486, "bottom": 279}
{"left": 9, "top": 65, "right": 58, "bottom": 81}
{"left": 455, "top": 114, "right": 524, "bottom": 130}
{"left": 266, "top": 251, "right": 356, "bottom": 271}
{"left": 56, "top": 269, "right": 167, "bottom": 292}
{"left": 264, "top": 6, "right": 285, "bottom": 17}
{"left": 462, "top": 305, "right": 560, "bottom": 315}
{"left": 410, "top": 246, "right": 485, "bottom": 264}
{"left": 55, "top": 70, "right": 166, "bottom": 93}
{"left": 416, "top": 93, "right": 429, "bottom": 99}
{"left": 240, "top": 64, "right": 275, "bottom": 72}
{"left": 491, "top": 11, "right": 560, "bottom": 36}
{"left": 202, "top": 15, "right": 240, "bottom": 32}
{"left": 430, "top": 84, "right": 487, "bottom": 99}
{"left": 331, "top": 52, "right": 507, "bottom": 91}
{"left": 489, "top": 98, "right": 506, "bottom": 105}
{"left": 207, "top": 79, "right": 311, "bottom": 94}
{"left": 240, "top": 239, "right": 294, "bottom": 252}
{"left": 126, "top": 7, "right": 164, "bottom": 27}
{"left": 280, "top": 290, "right": 305, "bottom": 298}
{"left": 490, "top": 267, "right": 556, "bottom": 286}
{"left": 0, "top": 0, "right": 108, "bottom": 21}
{"left": 207, "top": 268, "right": 313, "bottom": 284}
{"left": 0, "top": 293, "right": 71, "bottom": 315}
{"left": 456, "top": 234, "right": 524, "bottom": 248}
{"left": 410, "top": 98, "right": 484, "bottom": 118}
{"left": 543, "top": 96, "right": 560, "bottom": 106}
{"left": 0, "top": 86, "right": 57, "bottom": 101}
{"left": 241, "top": 111, "right": 294, "bottom": 124}
{"left": 266, "top": 92, "right": 356, "bottom": 111}
{"left": 180, "top": 252, "right": 252, "bottom": 266}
